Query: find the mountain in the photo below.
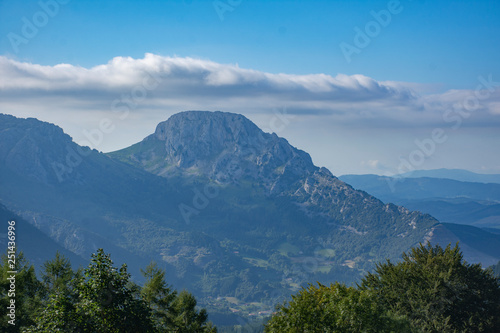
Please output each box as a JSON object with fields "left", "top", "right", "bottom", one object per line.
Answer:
{"left": 110, "top": 111, "right": 438, "bottom": 266}
{"left": 399, "top": 168, "right": 500, "bottom": 184}
{"left": 339, "top": 174, "right": 500, "bottom": 202}
{"left": 338, "top": 174, "right": 500, "bottom": 229}
{"left": 339, "top": 174, "right": 500, "bottom": 265}
{"left": 426, "top": 223, "right": 500, "bottom": 267}
{"left": 1, "top": 111, "right": 487, "bottom": 326}
{"left": 491, "top": 261, "right": 500, "bottom": 278}
{"left": 0, "top": 113, "right": 185, "bottom": 279}
{"left": 0, "top": 203, "right": 86, "bottom": 269}
{"left": 109, "top": 111, "right": 316, "bottom": 193}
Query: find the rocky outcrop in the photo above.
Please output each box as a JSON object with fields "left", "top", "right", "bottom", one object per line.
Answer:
{"left": 113, "top": 111, "right": 317, "bottom": 192}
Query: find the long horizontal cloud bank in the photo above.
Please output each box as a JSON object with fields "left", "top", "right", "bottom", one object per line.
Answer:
{"left": 1, "top": 53, "right": 499, "bottom": 128}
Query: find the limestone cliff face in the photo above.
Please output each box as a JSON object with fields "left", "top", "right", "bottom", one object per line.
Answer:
{"left": 115, "top": 111, "right": 317, "bottom": 193}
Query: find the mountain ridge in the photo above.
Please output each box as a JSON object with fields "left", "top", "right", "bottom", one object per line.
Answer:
{"left": 110, "top": 110, "right": 317, "bottom": 195}
{"left": 110, "top": 111, "right": 436, "bottom": 233}
{"left": 398, "top": 168, "right": 500, "bottom": 184}
{"left": 3, "top": 110, "right": 496, "bottom": 326}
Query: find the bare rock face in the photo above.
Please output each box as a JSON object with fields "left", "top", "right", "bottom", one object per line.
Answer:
{"left": 117, "top": 111, "right": 318, "bottom": 192}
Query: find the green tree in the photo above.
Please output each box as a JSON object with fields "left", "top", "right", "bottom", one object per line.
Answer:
{"left": 23, "top": 250, "right": 217, "bottom": 332}
{"left": 73, "top": 248, "right": 154, "bottom": 333}
{"left": 23, "top": 292, "right": 79, "bottom": 333}
{"left": 24, "top": 252, "right": 81, "bottom": 333}
{"left": 141, "top": 261, "right": 177, "bottom": 329}
{"left": 171, "top": 290, "right": 217, "bottom": 332}
{"left": 265, "top": 282, "right": 411, "bottom": 332}
{"left": 0, "top": 251, "right": 44, "bottom": 333}
{"left": 40, "top": 251, "right": 77, "bottom": 293}
{"left": 141, "top": 261, "right": 216, "bottom": 332}
{"left": 361, "top": 243, "right": 500, "bottom": 332}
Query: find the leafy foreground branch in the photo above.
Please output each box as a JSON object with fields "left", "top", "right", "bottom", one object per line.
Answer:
{"left": 265, "top": 243, "right": 500, "bottom": 333}
{"left": 0, "top": 249, "right": 216, "bottom": 333}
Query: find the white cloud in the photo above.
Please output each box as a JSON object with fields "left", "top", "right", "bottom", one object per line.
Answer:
{"left": 2, "top": 54, "right": 498, "bottom": 124}
{"left": 0, "top": 53, "right": 499, "bottom": 164}
{"left": 0, "top": 53, "right": 419, "bottom": 108}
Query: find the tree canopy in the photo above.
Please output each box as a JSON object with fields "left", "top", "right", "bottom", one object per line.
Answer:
{"left": 266, "top": 243, "right": 500, "bottom": 333}
{"left": 361, "top": 243, "right": 500, "bottom": 332}
{"left": 0, "top": 249, "right": 216, "bottom": 333}
{"left": 265, "top": 282, "right": 411, "bottom": 332}
{"left": 2, "top": 243, "right": 499, "bottom": 332}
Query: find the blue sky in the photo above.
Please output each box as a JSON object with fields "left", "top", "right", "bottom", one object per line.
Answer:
{"left": 1, "top": 0, "right": 499, "bottom": 175}
{"left": 2, "top": 0, "right": 499, "bottom": 88}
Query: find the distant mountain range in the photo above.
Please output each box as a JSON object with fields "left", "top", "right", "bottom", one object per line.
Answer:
{"left": 339, "top": 174, "right": 500, "bottom": 203}
{"left": 339, "top": 173, "right": 500, "bottom": 266}
{"left": 398, "top": 168, "right": 500, "bottom": 184}
{"left": 1, "top": 111, "right": 499, "bottom": 326}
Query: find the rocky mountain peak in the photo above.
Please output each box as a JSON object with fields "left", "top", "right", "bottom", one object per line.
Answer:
{"left": 115, "top": 111, "right": 317, "bottom": 187}
{"left": 153, "top": 111, "right": 268, "bottom": 166}
{"left": 154, "top": 111, "right": 262, "bottom": 143}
